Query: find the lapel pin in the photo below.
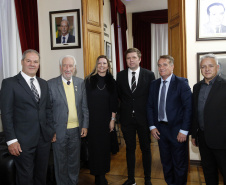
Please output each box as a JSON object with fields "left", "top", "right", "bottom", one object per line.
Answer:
{"left": 75, "top": 86, "right": 77, "bottom": 91}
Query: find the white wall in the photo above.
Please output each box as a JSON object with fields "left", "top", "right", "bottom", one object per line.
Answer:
{"left": 103, "top": 0, "right": 112, "bottom": 44}
{"left": 186, "top": 0, "right": 226, "bottom": 160}
{"left": 38, "top": 0, "right": 84, "bottom": 80}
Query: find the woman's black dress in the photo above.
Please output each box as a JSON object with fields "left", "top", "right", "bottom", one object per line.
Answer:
{"left": 85, "top": 73, "right": 118, "bottom": 175}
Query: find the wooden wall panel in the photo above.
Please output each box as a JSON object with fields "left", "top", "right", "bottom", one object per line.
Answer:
{"left": 87, "top": 0, "right": 100, "bottom": 26}
{"left": 168, "top": 0, "right": 187, "bottom": 78}
{"left": 86, "top": 31, "right": 102, "bottom": 73}
{"left": 82, "top": 0, "right": 104, "bottom": 77}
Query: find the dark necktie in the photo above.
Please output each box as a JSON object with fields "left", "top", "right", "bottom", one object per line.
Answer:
{"left": 67, "top": 81, "right": 71, "bottom": 85}
{"left": 131, "top": 72, "right": 136, "bottom": 93}
{"left": 30, "top": 78, "right": 39, "bottom": 102}
{"left": 62, "top": 36, "right": 66, "bottom": 43}
{"left": 159, "top": 81, "right": 166, "bottom": 120}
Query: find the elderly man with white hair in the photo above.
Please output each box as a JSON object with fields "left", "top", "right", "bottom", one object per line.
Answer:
{"left": 48, "top": 55, "right": 89, "bottom": 185}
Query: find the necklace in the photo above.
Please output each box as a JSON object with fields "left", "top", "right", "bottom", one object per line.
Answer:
{"left": 97, "top": 84, "right": 106, "bottom": 90}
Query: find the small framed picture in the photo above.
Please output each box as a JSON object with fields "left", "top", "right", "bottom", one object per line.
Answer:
{"left": 197, "top": 51, "right": 226, "bottom": 81}
{"left": 49, "top": 9, "right": 81, "bottom": 50}
{"left": 197, "top": 0, "right": 226, "bottom": 41}
{"left": 106, "top": 42, "right": 112, "bottom": 61}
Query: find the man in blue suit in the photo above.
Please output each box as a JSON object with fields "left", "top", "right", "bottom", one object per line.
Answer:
{"left": 147, "top": 55, "right": 192, "bottom": 185}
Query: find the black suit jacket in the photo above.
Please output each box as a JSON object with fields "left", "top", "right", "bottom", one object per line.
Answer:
{"left": 0, "top": 73, "right": 54, "bottom": 147}
{"left": 191, "top": 75, "right": 226, "bottom": 149}
{"left": 56, "top": 34, "right": 75, "bottom": 44}
{"left": 117, "top": 68, "right": 155, "bottom": 125}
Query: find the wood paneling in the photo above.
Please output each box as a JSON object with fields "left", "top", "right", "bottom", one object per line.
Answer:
{"left": 82, "top": 0, "right": 104, "bottom": 77}
{"left": 168, "top": 0, "right": 187, "bottom": 78}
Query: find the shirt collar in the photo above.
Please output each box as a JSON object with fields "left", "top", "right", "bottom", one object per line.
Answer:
{"left": 201, "top": 75, "right": 218, "bottom": 85}
{"left": 62, "top": 75, "right": 72, "bottom": 84}
{"left": 161, "top": 74, "right": 173, "bottom": 83}
{"left": 21, "top": 71, "right": 37, "bottom": 81}
{"left": 62, "top": 33, "right": 69, "bottom": 40}
{"left": 128, "top": 67, "right": 140, "bottom": 74}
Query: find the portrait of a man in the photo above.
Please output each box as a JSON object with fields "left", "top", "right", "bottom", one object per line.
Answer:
{"left": 56, "top": 19, "right": 75, "bottom": 44}
{"left": 49, "top": 9, "right": 81, "bottom": 49}
{"left": 202, "top": 2, "right": 226, "bottom": 34}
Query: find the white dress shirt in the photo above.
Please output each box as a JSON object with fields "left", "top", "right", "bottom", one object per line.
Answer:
{"left": 149, "top": 74, "right": 188, "bottom": 135}
{"left": 61, "top": 33, "right": 69, "bottom": 43}
{"left": 128, "top": 67, "right": 140, "bottom": 89}
{"left": 7, "top": 71, "right": 41, "bottom": 146}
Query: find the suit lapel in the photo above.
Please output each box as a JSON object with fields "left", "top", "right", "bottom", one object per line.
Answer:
{"left": 166, "top": 74, "right": 176, "bottom": 100}
{"left": 135, "top": 68, "right": 143, "bottom": 93}
{"left": 17, "top": 73, "right": 38, "bottom": 105}
{"left": 57, "top": 76, "right": 68, "bottom": 107}
{"left": 72, "top": 76, "right": 78, "bottom": 108}
{"left": 37, "top": 77, "right": 45, "bottom": 105}
{"left": 155, "top": 79, "right": 161, "bottom": 108}
{"left": 123, "top": 69, "right": 131, "bottom": 94}
{"left": 205, "top": 76, "right": 221, "bottom": 106}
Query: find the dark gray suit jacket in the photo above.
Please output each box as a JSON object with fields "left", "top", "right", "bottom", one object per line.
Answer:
{"left": 47, "top": 76, "right": 89, "bottom": 142}
{"left": 0, "top": 72, "right": 55, "bottom": 147}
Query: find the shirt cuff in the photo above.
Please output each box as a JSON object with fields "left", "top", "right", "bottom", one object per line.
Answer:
{"left": 179, "top": 129, "right": 188, "bottom": 135}
{"left": 7, "top": 139, "right": 18, "bottom": 146}
{"left": 149, "top": 126, "right": 156, "bottom": 131}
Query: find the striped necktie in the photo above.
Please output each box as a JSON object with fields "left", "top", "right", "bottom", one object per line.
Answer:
{"left": 30, "top": 78, "right": 39, "bottom": 102}
{"left": 131, "top": 72, "right": 136, "bottom": 93}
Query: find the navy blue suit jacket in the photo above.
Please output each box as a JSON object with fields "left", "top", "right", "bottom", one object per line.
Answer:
{"left": 56, "top": 34, "right": 75, "bottom": 44}
{"left": 147, "top": 74, "right": 192, "bottom": 132}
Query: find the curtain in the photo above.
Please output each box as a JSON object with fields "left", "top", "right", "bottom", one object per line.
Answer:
{"left": 14, "top": 0, "right": 39, "bottom": 76}
{"left": 151, "top": 23, "right": 168, "bottom": 78}
{"left": 110, "top": 0, "right": 127, "bottom": 72}
{"left": 111, "top": 24, "right": 117, "bottom": 79}
{"left": 14, "top": 0, "right": 39, "bottom": 53}
{"left": 132, "top": 9, "right": 168, "bottom": 70}
{"left": 0, "top": 0, "right": 22, "bottom": 83}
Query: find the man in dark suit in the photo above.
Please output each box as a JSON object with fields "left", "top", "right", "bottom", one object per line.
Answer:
{"left": 0, "top": 49, "right": 55, "bottom": 185}
{"left": 147, "top": 55, "right": 192, "bottom": 185}
{"left": 117, "top": 48, "right": 155, "bottom": 185}
{"left": 56, "top": 20, "right": 75, "bottom": 44}
{"left": 48, "top": 55, "right": 89, "bottom": 185}
{"left": 191, "top": 54, "right": 226, "bottom": 185}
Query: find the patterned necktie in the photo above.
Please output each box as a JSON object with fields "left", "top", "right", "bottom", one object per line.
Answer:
{"left": 159, "top": 81, "right": 167, "bottom": 120}
{"left": 131, "top": 72, "right": 136, "bottom": 93}
{"left": 62, "top": 36, "right": 66, "bottom": 43}
{"left": 30, "top": 78, "right": 39, "bottom": 102}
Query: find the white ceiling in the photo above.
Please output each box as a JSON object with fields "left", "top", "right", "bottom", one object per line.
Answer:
{"left": 121, "top": 0, "right": 168, "bottom": 13}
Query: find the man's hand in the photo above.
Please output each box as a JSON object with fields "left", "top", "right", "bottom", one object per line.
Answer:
{"left": 81, "top": 128, "right": 88, "bottom": 137}
{"left": 8, "top": 142, "right": 22, "bottom": 156}
{"left": 177, "top": 132, "right": 187, "bottom": 143}
{"left": 191, "top": 138, "right": 197, "bottom": 147}
{"left": 51, "top": 133, "right": 56, "bottom": 142}
{"left": 151, "top": 128, "right": 160, "bottom": 140}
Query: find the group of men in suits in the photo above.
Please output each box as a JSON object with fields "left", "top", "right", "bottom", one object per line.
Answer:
{"left": 0, "top": 50, "right": 88, "bottom": 185}
{"left": 117, "top": 48, "right": 226, "bottom": 185}
{"left": 0, "top": 48, "right": 226, "bottom": 185}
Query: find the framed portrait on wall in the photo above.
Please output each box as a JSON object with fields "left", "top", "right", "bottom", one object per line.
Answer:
{"left": 196, "top": 0, "right": 226, "bottom": 41}
{"left": 197, "top": 51, "right": 226, "bottom": 82}
{"left": 49, "top": 9, "right": 81, "bottom": 50}
{"left": 106, "top": 42, "right": 112, "bottom": 61}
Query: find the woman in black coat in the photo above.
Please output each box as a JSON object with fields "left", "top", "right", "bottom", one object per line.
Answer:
{"left": 85, "top": 55, "right": 118, "bottom": 185}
